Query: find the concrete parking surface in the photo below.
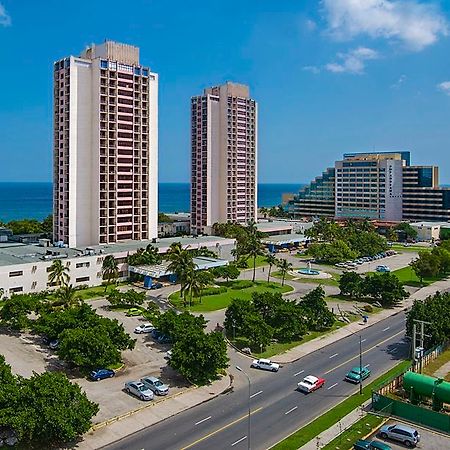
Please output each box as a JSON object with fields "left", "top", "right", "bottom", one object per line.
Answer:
{"left": 369, "top": 419, "right": 450, "bottom": 450}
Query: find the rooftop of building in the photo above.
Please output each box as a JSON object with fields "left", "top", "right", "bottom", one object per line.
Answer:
{"left": 261, "top": 233, "right": 308, "bottom": 245}
{"left": 409, "top": 221, "right": 450, "bottom": 228}
{"left": 0, "top": 235, "right": 235, "bottom": 268}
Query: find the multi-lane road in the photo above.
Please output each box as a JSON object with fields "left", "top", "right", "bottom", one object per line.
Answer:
{"left": 104, "top": 311, "right": 409, "bottom": 450}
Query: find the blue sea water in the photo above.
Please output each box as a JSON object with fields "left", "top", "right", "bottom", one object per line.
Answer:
{"left": 0, "top": 182, "right": 303, "bottom": 222}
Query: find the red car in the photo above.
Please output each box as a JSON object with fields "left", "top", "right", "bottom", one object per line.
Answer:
{"left": 297, "top": 375, "right": 325, "bottom": 393}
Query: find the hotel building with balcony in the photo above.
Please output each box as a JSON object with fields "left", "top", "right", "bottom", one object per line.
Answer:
{"left": 190, "top": 82, "right": 257, "bottom": 235}
{"left": 288, "top": 151, "right": 450, "bottom": 222}
{"left": 53, "top": 41, "right": 158, "bottom": 248}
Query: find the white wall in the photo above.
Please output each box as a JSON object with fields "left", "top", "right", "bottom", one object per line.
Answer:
{"left": 148, "top": 72, "right": 159, "bottom": 239}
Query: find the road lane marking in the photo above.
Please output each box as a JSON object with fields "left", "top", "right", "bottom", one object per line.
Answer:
{"left": 382, "top": 326, "right": 391, "bottom": 332}
{"left": 293, "top": 370, "right": 304, "bottom": 376}
{"left": 323, "top": 329, "right": 405, "bottom": 375}
{"left": 180, "top": 407, "right": 263, "bottom": 450}
{"left": 284, "top": 406, "right": 298, "bottom": 415}
{"left": 361, "top": 339, "right": 367, "bottom": 343}
{"left": 327, "top": 382, "right": 339, "bottom": 390}
{"left": 329, "top": 353, "right": 339, "bottom": 359}
{"left": 250, "top": 390, "right": 263, "bottom": 398}
{"left": 195, "top": 416, "right": 212, "bottom": 426}
{"left": 231, "top": 436, "right": 247, "bottom": 447}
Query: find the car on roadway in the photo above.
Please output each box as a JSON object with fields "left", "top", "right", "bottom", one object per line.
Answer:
{"left": 376, "top": 265, "right": 390, "bottom": 273}
{"left": 353, "top": 439, "right": 392, "bottom": 450}
{"left": 379, "top": 423, "right": 420, "bottom": 447}
{"left": 150, "top": 282, "right": 163, "bottom": 290}
{"left": 345, "top": 366, "right": 371, "bottom": 384}
{"left": 134, "top": 323, "right": 154, "bottom": 334}
{"left": 297, "top": 375, "right": 325, "bottom": 393}
{"left": 126, "top": 307, "right": 143, "bottom": 317}
{"left": 250, "top": 358, "right": 279, "bottom": 372}
{"left": 141, "top": 375, "right": 169, "bottom": 395}
{"left": 89, "top": 368, "right": 115, "bottom": 381}
{"left": 124, "top": 381, "right": 154, "bottom": 401}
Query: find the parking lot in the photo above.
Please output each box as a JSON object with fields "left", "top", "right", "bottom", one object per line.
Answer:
{"left": 0, "top": 296, "right": 189, "bottom": 424}
{"left": 369, "top": 419, "right": 450, "bottom": 450}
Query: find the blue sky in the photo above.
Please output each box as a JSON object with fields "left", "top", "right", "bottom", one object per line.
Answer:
{"left": 1, "top": 0, "right": 450, "bottom": 184}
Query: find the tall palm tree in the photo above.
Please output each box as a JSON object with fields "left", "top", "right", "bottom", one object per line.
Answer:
{"left": 167, "top": 243, "right": 195, "bottom": 305}
{"left": 277, "top": 258, "right": 292, "bottom": 286}
{"left": 244, "top": 221, "right": 264, "bottom": 282}
{"left": 265, "top": 253, "right": 278, "bottom": 283}
{"left": 196, "top": 270, "right": 214, "bottom": 304}
{"left": 48, "top": 259, "right": 70, "bottom": 287}
{"left": 102, "top": 255, "right": 119, "bottom": 292}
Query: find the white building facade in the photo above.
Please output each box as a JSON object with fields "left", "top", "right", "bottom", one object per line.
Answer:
{"left": 190, "top": 82, "right": 257, "bottom": 235}
{"left": 53, "top": 41, "right": 158, "bottom": 248}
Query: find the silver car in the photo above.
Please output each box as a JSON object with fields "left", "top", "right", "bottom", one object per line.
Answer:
{"left": 379, "top": 423, "right": 420, "bottom": 447}
{"left": 141, "top": 376, "right": 169, "bottom": 395}
{"left": 125, "top": 381, "right": 154, "bottom": 401}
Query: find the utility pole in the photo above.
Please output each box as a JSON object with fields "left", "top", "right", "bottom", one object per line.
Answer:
{"left": 359, "top": 335, "right": 363, "bottom": 395}
{"left": 413, "top": 319, "right": 431, "bottom": 373}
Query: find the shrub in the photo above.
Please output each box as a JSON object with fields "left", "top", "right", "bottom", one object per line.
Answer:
{"left": 230, "top": 280, "right": 253, "bottom": 289}
{"left": 202, "top": 286, "right": 228, "bottom": 296}
{"left": 363, "top": 304, "right": 373, "bottom": 313}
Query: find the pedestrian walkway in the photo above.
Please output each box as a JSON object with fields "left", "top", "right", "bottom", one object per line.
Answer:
{"left": 434, "top": 360, "right": 450, "bottom": 379}
{"left": 74, "top": 374, "right": 232, "bottom": 450}
{"left": 300, "top": 400, "right": 372, "bottom": 449}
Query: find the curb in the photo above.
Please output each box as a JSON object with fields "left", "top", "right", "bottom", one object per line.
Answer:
{"left": 89, "top": 372, "right": 233, "bottom": 434}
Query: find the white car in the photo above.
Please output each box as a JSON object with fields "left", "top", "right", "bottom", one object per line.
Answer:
{"left": 124, "top": 381, "right": 154, "bottom": 401}
{"left": 297, "top": 375, "right": 325, "bottom": 393}
{"left": 250, "top": 358, "right": 279, "bottom": 372}
{"left": 134, "top": 323, "right": 154, "bottom": 334}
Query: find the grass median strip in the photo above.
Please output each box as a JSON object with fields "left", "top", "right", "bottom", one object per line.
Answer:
{"left": 271, "top": 360, "right": 411, "bottom": 450}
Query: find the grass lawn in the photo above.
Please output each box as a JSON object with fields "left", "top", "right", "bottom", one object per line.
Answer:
{"left": 392, "top": 266, "right": 446, "bottom": 287}
{"left": 169, "top": 280, "right": 293, "bottom": 312}
{"left": 322, "top": 414, "right": 385, "bottom": 450}
{"left": 391, "top": 243, "right": 428, "bottom": 252}
{"left": 423, "top": 348, "right": 450, "bottom": 381}
{"left": 272, "top": 360, "right": 411, "bottom": 450}
{"left": 230, "top": 317, "right": 359, "bottom": 359}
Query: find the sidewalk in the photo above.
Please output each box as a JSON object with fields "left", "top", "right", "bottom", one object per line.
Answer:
{"left": 273, "top": 277, "right": 450, "bottom": 364}
{"left": 73, "top": 374, "right": 232, "bottom": 450}
{"left": 300, "top": 400, "right": 371, "bottom": 449}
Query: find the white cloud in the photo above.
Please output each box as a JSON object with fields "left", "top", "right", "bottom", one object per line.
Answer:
{"left": 303, "top": 65, "right": 321, "bottom": 74}
{"left": 323, "top": 0, "right": 448, "bottom": 51}
{"left": 0, "top": 2, "right": 11, "bottom": 26}
{"left": 437, "top": 81, "right": 450, "bottom": 96}
{"left": 391, "top": 74, "right": 407, "bottom": 88}
{"left": 325, "top": 47, "right": 379, "bottom": 74}
{"left": 305, "top": 19, "right": 317, "bottom": 31}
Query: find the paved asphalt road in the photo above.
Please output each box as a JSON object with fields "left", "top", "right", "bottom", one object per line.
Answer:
{"left": 104, "top": 311, "right": 409, "bottom": 450}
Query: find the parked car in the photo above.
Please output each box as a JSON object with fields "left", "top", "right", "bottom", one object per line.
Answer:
{"left": 152, "top": 329, "right": 163, "bottom": 340}
{"left": 250, "top": 358, "right": 279, "bottom": 372}
{"left": 165, "top": 349, "right": 172, "bottom": 360}
{"left": 49, "top": 339, "right": 59, "bottom": 350}
{"left": 297, "top": 375, "right": 325, "bottom": 393}
{"left": 89, "top": 368, "right": 115, "bottom": 381}
{"left": 354, "top": 439, "right": 392, "bottom": 450}
{"left": 150, "top": 282, "right": 163, "bottom": 290}
{"left": 379, "top": 423, "right": 420, "bottom": 447}
{"left": 134, "top": 323, "right": 154, "bottom": 334}
{"left": 126, "top": 307, "right": 143, "bottom": 317}
{"left": 376, "top": 265, "right": 390, "bottom": 273}
{"left": 157, "top": 334, "right": 172, "bottom": 344}
{"left": 345, "top": 366, "right": 371, "bottom": 383}
{"left": 124, "top": 381, "right": 154, "bottom": 401}
{"left": 141, "top": 375, "right": 169, "bottom": 395}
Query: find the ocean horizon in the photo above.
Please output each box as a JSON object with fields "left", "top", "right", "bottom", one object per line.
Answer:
{"left": 0, "top": 182, "right": 304, "bottom": 222}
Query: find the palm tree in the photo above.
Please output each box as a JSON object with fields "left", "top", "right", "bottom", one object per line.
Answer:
{"left": 48, "top": 259, "right": 70, "bottom": 287}
{"left": 265, "top": 253, "right": 278, "bottom": 283}
{"left": 277, "top": 258, "right": 293, "bottom": 286}
{"left": 102, "top": 255, "right": 119, "bottom": 292}
{"left": 0, "top": 287, "right": 4, "bottom": 300}
{"left": 53, "top": 284, "right": 80, "bottom": 309}
{"left": 244, "top": 221, "right": 264, "bottom": 283}
{"left": 196, "top": 270, "right": 214, "bottom": 304}
{"left": 184, "top": 267, "right": 201, "bottom": 308}
{"left": 167, "top": 243, "right": 195, "bottom": 305}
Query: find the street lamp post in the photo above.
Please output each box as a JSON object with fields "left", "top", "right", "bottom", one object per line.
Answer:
{"left": 359, "top": 335, "right": 363, "bottom": 395}
{"left": 236, "top": 365, "right": 251, "bottom": 450}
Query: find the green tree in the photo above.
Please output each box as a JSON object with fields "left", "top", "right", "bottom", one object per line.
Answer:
{"left": 406, "top": 292, "right": 450, "bottom": 348}
{"left": 305, "top": 218, "right": 343, "bottom": 242}
{"left": 48, "top": 259, "right": 70, "bottom": 287}
{"left": 158, "top": 212, "right": 173, "bottom": 223}
{"left": 243, "top": 221, "right": 264, "bottom": 282}
{"left": 409, "top": 251, "right": 440, "bottom": 284}
{"left": 6, "top": 219, "right": 43, "bottom": 235}
{"left": 308, "top": 240, "right": 357, "bottom": 264}
{"left": 41, "top": 215, "right": 53, "bottom": 234}
{"left": 196, "top": 270, "right": 215, "bottom": 304}
{"left": 123, "top": 289, "right": 146, "bottom": 306}
{"left": 224, "top": 297, "right": 256, "bottom": 337}
{"left": 265, "top": 253, "right": 278, "bottom": 282}
{"left": 0, "top": 294, "right": 41, "bottom": 330}
{"left": 276, "top": 258, "right": 292, "bottom": 286}
{"left": 339, "top": 271, "right": 364, "bottom": 298}
{"left": 53, "top": 284, "right": 80, "bottom": 309}
{"left": 153, "top": 310, "right": 207, "bottom": 344}
{"left": 300, "top": 286, "right": 335, "bottom": 331}
{"left": 102, "top": 255, "right": 119, "bottom": 291}
{"left": 144, "top": 301, "right": 161, "bottom": 322}
{"left": 170, "top": 330, "right": 228, "bottom": 385}
{"left": 167, "top": 243, "right": 196, "bottom": 305}
{"left": 58, "top": 328, "right": 122, "bottom": 370}
{"left": 273, "top": 301, "right": 308, "bottom": 342}
{"left": 364, "top": 273, "right": 409, "bottom": 307}
{"left": 128, "top": 244, "right": 162, "bottom": 266}
{"left": 212, "top": 264, "right": 240, "bottom": 283}
{"left": 245, "top": 313, "right": 273, "bottom": 351}
{"left": 0, "top": 364, "right": 98, "bottom": 447}
{"left": 106, "top": 288, "right": 123, "bottom": 306}
{"left": 395, "top": 222, "right": 418, "bottom": 241}
{"left": 431, "top": 246, "right": 450, "bottom": 275}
